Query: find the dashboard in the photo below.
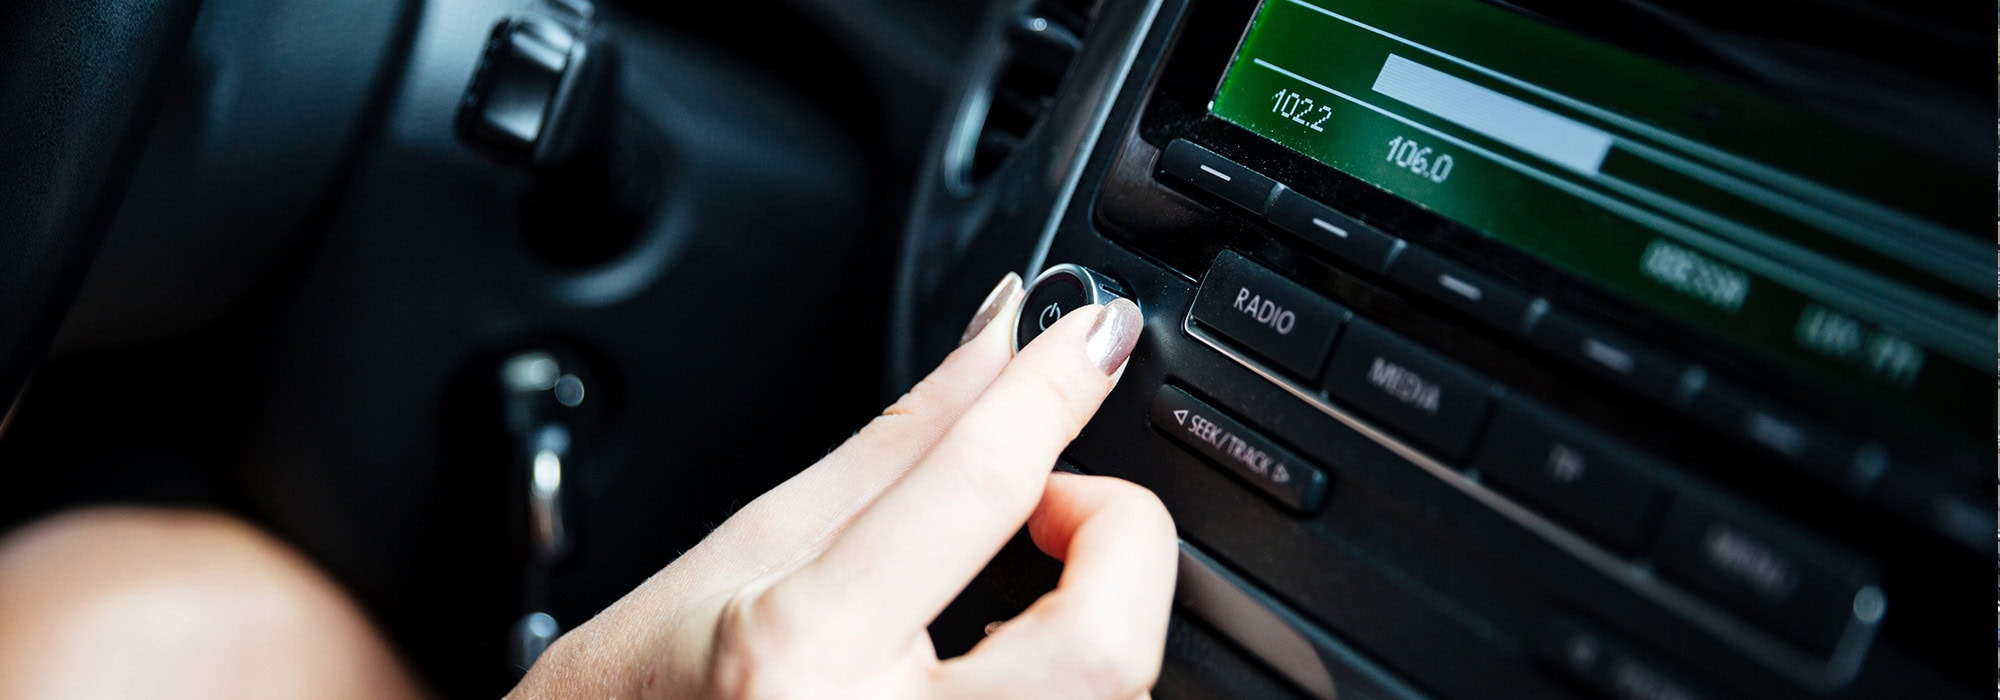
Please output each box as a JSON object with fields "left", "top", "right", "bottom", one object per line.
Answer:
{"left": 904, "top": 0, "right": 1992, "bottom": 697}
{"left": 0, "top": 0, "right": 1986, "bottom": 696}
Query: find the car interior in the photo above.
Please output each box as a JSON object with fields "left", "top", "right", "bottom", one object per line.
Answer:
{"left": 0, "top": 0, "right": 1990, "bottom": 697}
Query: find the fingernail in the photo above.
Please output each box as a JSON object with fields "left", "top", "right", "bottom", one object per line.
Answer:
{"left": 959, "top": 272, "right": 1024, "bottom": 346}
{"left": 1082, "top": 298, "right": 1143, "bottom": 375}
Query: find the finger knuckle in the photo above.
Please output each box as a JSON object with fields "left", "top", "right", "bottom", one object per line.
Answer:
{"left": 1062, "top": 626, "right": 1158, "bottom": 699}
{"left": 837, "top": 379, "right": 947, "bottom": 462}
{"left": 949, "top": 440, "right": 1043, "bottom": 520}
{"left": 880, "top": 374, "right": 945, "bottom": 419}
{"left": 939, "top": 366, "right": 1101, "bottom": 520}
{"left": 1104, "top": 479, "right": 1176, "bottom": 538}
{"left": 709, "top": 588, "right": 818, "bottom": 699}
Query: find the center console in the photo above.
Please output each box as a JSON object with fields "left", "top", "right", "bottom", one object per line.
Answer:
{"left": 906, "top": 0, "right": 1991, "bottom": 697}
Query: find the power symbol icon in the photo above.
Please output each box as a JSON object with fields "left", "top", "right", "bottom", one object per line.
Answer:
{"left": 1012, "top": 264, "right": 1131, "bottom": 353}
{"left": 1037, "top": 302, "right": 1063, "bottom": 331}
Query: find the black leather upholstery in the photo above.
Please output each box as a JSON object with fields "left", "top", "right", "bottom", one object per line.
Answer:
{"left": 0, "top": 0, "right": 202, "bottom": 404}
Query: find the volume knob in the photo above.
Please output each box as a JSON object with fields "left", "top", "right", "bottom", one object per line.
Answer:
{"left": 1013, "top": 264, "right": 1131, "bottom": 352}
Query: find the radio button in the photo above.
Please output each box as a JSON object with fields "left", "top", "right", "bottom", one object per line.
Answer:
{"left": 1652, "top": 499, "right": 1879, "bottom": 657}
{"left": 1390, "top": 247, "right": 1532, "bottom": 332}
{"left": 1267, "top": 189, "right": 1399, "bottom": 274}
{"left": 1159, "top": 139, "right": 1280, "bottom": 215}
{"left": 1322, "top": 318, "right": 1496, "bottom": 462}
{"left": 1151, "top": 385, "right": 1328, "bottom": 513}
{"left": 1190, "top": 251, "right": 1348, "bottom": 381}
{"left": 1475, "top": 398, "right": 1668, "bottom": 552}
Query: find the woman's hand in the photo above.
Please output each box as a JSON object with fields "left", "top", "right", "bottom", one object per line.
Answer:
{"left": 510, "top": 273, "right": 1176, "bottom": 699}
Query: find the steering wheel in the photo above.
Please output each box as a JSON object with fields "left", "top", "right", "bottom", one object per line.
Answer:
{"left": 0, "top": 0, "right": 202, "bottom": 410}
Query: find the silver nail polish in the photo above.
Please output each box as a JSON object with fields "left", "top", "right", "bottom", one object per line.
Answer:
{"left": 1082, "top": 298, "right": 1143, "bottom": 375}
{"left": 959, "top": 272, "right": 1025, "bottom": 347}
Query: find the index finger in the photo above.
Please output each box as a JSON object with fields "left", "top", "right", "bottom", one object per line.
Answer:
{"left": 768, "top": 298, "right": 1144, "bottom": 655}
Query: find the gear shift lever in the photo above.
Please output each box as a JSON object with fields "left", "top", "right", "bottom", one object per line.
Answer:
{"left": 497, "top": 349, "right": 593, "bottom": 669}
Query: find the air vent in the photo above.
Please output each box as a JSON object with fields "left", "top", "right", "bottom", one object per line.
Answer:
{"left": 958, "top": 0, "right": 1102, "bottom": 186}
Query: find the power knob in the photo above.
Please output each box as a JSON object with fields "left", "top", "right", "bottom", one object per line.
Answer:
{"left": 1013, "top": 264, "right": 1131, "bottom": 352}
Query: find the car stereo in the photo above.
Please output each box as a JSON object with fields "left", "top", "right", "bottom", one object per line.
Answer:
{"left": 1001, "top": 0, "right": 1990, "bottom": 697}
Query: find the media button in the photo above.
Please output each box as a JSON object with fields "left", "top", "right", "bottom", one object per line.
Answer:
{"left": 1322, "top": 318, "right": 1496, "bottom": 461}
{"left": 1475, "top": 398, "right": 1668, "bottom": 551}
{"left": 1151, "top": 385, "right": 1329, "bottom": 513}
{"left": 1266, "top": 189, "right": 1399, "bottom": 274}
{"left": 1189, "top": 251, "right": 1348, "bottom": 381}
{"left": 1158, "top": 139, "right": 1280, "bottom": 215}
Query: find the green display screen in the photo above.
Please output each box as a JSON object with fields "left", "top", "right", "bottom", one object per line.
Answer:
{"left": 1211, "top": 0, "right": 1995, "bottom": 428}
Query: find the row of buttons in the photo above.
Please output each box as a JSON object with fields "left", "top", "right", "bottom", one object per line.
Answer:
{"left": 1157, "top": 138, "right": 1885, "bottom": 499}
{"left": 1176, "top": 248, "right": 1878, "bottom": 664}
{"left": 1191, "top": 250, "right": 1494, "bottom": 461}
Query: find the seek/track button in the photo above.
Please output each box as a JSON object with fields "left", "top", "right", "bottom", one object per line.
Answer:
{"left": 1152, "top": 386, "right": 1328, "bottom": 514}
{"left": 1190, "top": 251, "right": 1348, "bottom": 381}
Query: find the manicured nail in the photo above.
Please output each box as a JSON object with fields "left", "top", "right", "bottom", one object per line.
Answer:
{"left": 959, "top": 272, "right": 1025, "bottom": 347}
{"left": 1082, "top": 298, "right": 1143, "bottom": 375}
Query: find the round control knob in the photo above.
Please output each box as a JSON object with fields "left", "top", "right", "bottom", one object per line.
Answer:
{"left": 1013, "top": 264, "right": 1131, "bottom": 352}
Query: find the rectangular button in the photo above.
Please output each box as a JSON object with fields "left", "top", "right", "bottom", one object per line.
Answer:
{"left": 1266, "top": 189, "right": 1400, "bottom": 273}
{"left": 1474, "top": 398, "right": 1668, "bottom": 551}
{"left": 1190, "top": 251, "right": 1348, "bottom": 381}
{"left": 1388, "top": 247, "right": 1530, "bottom": 331}
{"left": 1651, "top": 499, "right": 1878, "bottom": 657}
{"left": 1159, "top": 139, "right": 1279, "bottom": 214}
{"left": 1686, "top": 382, "right": 1869, "bottom": 493}
{"left": 1526, "top": 310, "right": 1689, "bottom": 406}
{"left": 1536, "top": 621, "right": 1710, "bottom": 700}
{"left": 1151, "top": 386, "right": 1328, "bottom": 513}
{"left": 1322, "top": 318, "right": 1495, "bottom": 461}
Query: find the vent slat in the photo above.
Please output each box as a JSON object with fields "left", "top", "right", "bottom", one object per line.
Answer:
{"left": 964, "top": 0, "right": 1103, "bottom": 184}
